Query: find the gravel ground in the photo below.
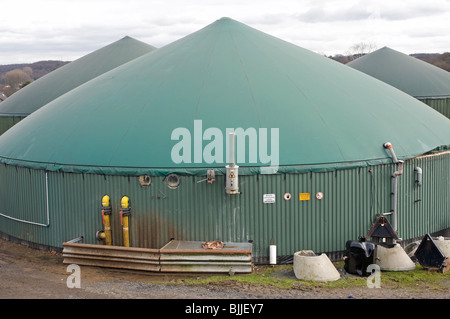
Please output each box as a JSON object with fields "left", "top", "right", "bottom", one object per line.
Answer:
{"left": 1, "top": 237, "right": 450, "bottom": 302}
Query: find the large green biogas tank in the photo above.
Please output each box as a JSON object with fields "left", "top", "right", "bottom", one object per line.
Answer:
{"left": 0, "top": 18, "right": 449, "bottom": 263}
{"left": 348, "top": 47, "right": 450, "bottom": 119}
{"left": 0, "top": 36, "right": 155, "bottom": 135}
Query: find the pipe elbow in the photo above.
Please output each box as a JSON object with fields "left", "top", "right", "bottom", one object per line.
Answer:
{"left": 394, "top": 160, "right": 404, "bottom": 176}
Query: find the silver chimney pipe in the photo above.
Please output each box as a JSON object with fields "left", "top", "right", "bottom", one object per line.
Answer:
{"left": 228, "top": 131, "right": 236, "bottom": 167}
{"left": 226, "top": 132, "right": 239, "bottom": 194}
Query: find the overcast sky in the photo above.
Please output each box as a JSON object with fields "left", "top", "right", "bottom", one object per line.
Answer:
{"left": 1, "top": 0, "right": 449, "bottom": 65}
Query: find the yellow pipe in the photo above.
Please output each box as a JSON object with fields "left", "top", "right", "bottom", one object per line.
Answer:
{"left": 103, "top": 213, "right": 112, "bottom": 245}
{"left": 102, "top": 195, "right": 112, "bottom": 246}
{"left": 121, "top": 196, "right": 131, "bottom": 247}
{"left": 121, "top": 213, "right": 130, "bottom": 247}
{"left": 121, "top": 196, "right": 129, "bottom": 209}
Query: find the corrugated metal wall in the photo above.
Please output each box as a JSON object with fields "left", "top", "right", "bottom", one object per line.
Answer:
{"left": 1, "top": 151, "right": 449, "bottom": 262}
{"left": 0, "top": 116, "right": 23, "bottom": 135}
{"left": 0, "top": 166, "right": 49, "bottom": 245}
{"left": 420, "top": 98, "right": 450, "bottom": 119}
{"left": 398, "top": 152, "right": 450, "bottom": 239}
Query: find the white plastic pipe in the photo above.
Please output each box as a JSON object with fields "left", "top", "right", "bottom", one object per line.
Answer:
{"left": 384, "top": 142, "right": 403, "bottom": 233}
{"left": 392, "top": 172, "right": 399, "bottom": 232}
{"left": 383, "top": 142, "right": 398, "bottom": 163}
{"left": 229, "top": 132, "right": 236, "bottom": 167}
{"left": 269, "top": 245, "right": 277, "bottom": 265}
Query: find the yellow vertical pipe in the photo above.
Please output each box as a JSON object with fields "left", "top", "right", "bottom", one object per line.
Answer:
{"left": 121, "top": 196, "right": 131, "bottom": 247}
{"left": 122, "top": 214, "right": 130, "bottom": 247}
{"left": 103, "top": 213, "right": 112, "bottom": 246}
{"left": 102, "top": 195, "right": 112, "bottom": 246}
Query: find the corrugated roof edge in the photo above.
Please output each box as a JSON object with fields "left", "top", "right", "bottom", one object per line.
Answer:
{"left": 0, "top": 144, "right": 448, "bottom": 176}
{"left": 416, "top": 95, "right": 450, "bottom": 99}
{"left": 0, "top": 113, "right": 28, "bottom": 117}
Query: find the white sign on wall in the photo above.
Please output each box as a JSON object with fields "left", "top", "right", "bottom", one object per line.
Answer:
{"left": 263, "top": 194, "right": 276, "bottom": 204}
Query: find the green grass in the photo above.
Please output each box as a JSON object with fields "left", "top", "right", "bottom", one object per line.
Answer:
{"left": 379, "top": 264, "right": 450, "bottom": 289}
{"left": 169, "top": 262, "right": 450, "bottom": 291}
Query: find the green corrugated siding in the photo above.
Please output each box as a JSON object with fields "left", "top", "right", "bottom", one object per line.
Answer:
{"left": 398, "top": 152, "right": 450, "bottom": 238}
{"left": 0, "top": 116, "right": 23, "bottom": 135}
{"left": 1, "top": 151, "right": 449, "bottom": 262}
{"left": 419, "top": 98, "right": 450, "bottom": 119}
{"left": 0, "top": 166, "right": 48, "bottom": 243}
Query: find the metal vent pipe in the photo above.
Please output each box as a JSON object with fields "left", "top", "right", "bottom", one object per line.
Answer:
{"left": 226, "top": 132, "right": 239, "bottom": 194}
{"left": 383, "top": 142, "right": 403, "bottom": 233}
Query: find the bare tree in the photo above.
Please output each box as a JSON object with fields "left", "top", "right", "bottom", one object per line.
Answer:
{"left": 346, "top": 41, "right": 378, "bottom": 61}
{"left": 22, "top": 66, "right": 33, "bottom": 79}
{"left": 3, "top": 69, "right": 32, "bottom": 89}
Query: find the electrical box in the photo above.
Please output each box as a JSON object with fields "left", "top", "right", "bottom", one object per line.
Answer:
{"left": 225, "top": 165, "right": 239, "bottom": 194}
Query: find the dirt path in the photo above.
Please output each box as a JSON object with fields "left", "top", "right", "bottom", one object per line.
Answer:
{"left": 1, "top": 238, "right": 449, "bottom": 300}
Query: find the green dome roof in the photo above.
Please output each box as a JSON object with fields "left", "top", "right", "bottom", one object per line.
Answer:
{"left": 0, "top": 36, "right": 156, "bottom": 116}
{"left": 0, "top": 18, "right": 449, "bottom": 175}
{"left": 347, "top": 47, "right": 450, "bottom": 98}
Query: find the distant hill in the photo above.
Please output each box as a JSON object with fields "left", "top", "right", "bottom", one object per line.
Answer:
{"left": 0, "top": 60, "right": 70, "bottom": 98}
{"left": 410, "top": 53, "right": 441, "bottom": 62}
{"left": 412, "top": 52, "right": 450, "bottom": 72}
{"left": 0, "top": 60, "right": 70, "bottom": 81}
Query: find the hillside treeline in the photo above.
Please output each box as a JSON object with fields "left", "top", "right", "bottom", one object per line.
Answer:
{"left": 0, "top": 61, "right": 69, "bottom": 97}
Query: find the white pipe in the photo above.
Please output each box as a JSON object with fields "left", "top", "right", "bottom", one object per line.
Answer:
{"left": 270, "top": 245, "right": 277, "bottom": 265}
{"left": 392, "top": 160, "right": 404, "bottom": 232}
{"left": 392, "top": 173, "right": 398, "bottom": 232}
{"left": 392, "top": 160, "right": 403, "bottom": 231}
{"left": 384, "top": 142, "right": 403, "bottom": 233}
{"left": 383, "top": 142, "right": 398, "bottom": 163}
{"left": 45, "top": 171, "right": 50, "bottom": 224}
{"left": 229, "top": 132, "right": 236, "bottom": 167}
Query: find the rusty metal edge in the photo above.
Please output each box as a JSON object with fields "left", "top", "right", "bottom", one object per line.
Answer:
{"left": 62, "top": 242, "right": 160, "bottom": 253}
{"left": 62, "top": 242, "right": 251, "bottom": 255}
{"left": 160, "top": 255, "right": 252, "bottom": 262}
{"left": 63, "top": 257, "right": 161, "bottom": 272}
{"left": 63, "top": 247, "right": 159, "bottom": 260}
{"left": 160, "top": 265, "right": 252, "bottom": 273}
{"left": 62, "top": 253, "right": 160, "bottom": 264}
{"left": 160, "top": 249, "right": 252, "bottom": 254}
